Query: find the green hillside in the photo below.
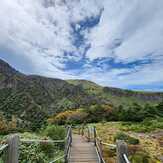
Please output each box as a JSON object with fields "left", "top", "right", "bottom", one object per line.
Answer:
{"left": 0, "top": 59, "right": 163, "bottom": 130}
{"left": 67, "top": 79, "right": 163, "bottom": 106}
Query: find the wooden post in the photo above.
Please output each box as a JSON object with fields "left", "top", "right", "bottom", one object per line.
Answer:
{"left": 93, "top": 126, "right": 96, "bottom": 146}
{"left": 116, "top": 140, "right": 128, "bottom": 163}
{"left": 79, "top": 127, "right": 81, "bottom": 135}
{"left": 87, "top": 127, "right": 90, "bottom": 142}
{"left": 64, "top": 136, "right": 68, "bottom": 163}
{"left": 99, "top": 139, "right": 103, "bottom": 161}
{"left": 6, "top": 134, "right": 19, "bottom": 163}
{"left": 70, "top": 127, "right": 72, "bottom": 146}
{"left": 81, "top": 125, "right": 84, "bottom": 136}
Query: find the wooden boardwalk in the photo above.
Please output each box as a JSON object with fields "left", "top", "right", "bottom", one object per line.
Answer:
{"left": 69, "top": 134, "right": 99, "bottom": 163}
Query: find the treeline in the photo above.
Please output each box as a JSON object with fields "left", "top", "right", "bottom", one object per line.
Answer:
{"left": 49, "top": 101, "right": 163, "bottom": 125}
{"left": 1, "top": 101, "right": 163, "bottom": 133}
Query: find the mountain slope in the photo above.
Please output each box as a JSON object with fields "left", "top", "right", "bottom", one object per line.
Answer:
{"left": 0, "top": 59, "right": 106, "bottom": 129}
{"left": 67, "top": 79, "right": 163, "bottom": 106}
{"left": 0, "top": 59, "right": 163, "bottom": 129}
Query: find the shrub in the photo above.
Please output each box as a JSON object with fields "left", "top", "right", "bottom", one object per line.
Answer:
{"left": 48, "top": 111, "right": 73, "bottom": 125}
{"left": 39, "top": 142, "right": 55, "bottom": 158}
{"left": 19, "top": 143, "right": 49, "bottom": 163}
{"left": 130, "top": 152, "right": 150, "bottom": 163}
{"left": 114, "top": 132, "right": 139, "bottom": 145}
{"left": 48, "top": 109, "right": 88, "bottom": 125}
{"left": 44, "top": 125, "right": 66, "bottom": 140}
{"left": 66, "top": 110, "right": 88, "bottom": 124}
{"left": 114, "top": 132, "right": 128, "bottom": 141}
{"left": 128, "top": 137, "right": 139, "bottom": 145}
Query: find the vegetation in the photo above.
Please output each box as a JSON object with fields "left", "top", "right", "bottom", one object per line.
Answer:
{"left": 19, "top": 126, "right": 66, "bottom": 163}
{"left": 1, "top": 59, "right": 163, "bottom": 162}
{"left": 0, "top": 59, "right": 163, "bottom": 132}
{"left": 114, "top": 132, "right": 139, "bottom": 145}
{"left": 43, "top": 125, "right": 66, "bottom": 140}
{"left": 95, "top": 122, "right": 163, "bottom": 163}
{"left": 0, "top": 113, "right": 17, "bottom": 134}
{"left": 49, "top": 101, "right": 163, "bottom": 125}
{"left": 120, "top": 118, "right": 163, "bottom": 132}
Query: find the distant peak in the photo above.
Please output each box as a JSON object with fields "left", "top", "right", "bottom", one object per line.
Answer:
{"left": 0, "top": 58, "right": 18, "bottom": 75}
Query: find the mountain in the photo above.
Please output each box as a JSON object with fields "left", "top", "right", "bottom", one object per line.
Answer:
{"left": 67, "top": 79, "right": 163, "bottom": 106}
{"left": 0, "top": 59, "right": 109, "bottom": 129}
{"left": 0, "top": 59, "right": 163, "bottom": 129}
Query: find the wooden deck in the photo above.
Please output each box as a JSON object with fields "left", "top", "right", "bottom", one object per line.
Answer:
{"left": 69, "top": 134, "right": 99, "bottom": 163}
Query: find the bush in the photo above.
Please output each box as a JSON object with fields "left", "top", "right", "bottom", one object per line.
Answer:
{"left": 114, "top": 132, "right": 139, "bottom": 145}
{"left": 114, "top": 132, "right": 128, "bottom": 141}
{"left": 128, "top": 137, "right": 139, "bottom": 145}
{"left": 44, "top": 125, "right": 66, "bottom": 140}
{"left": 48, "top": 109, "right": 88, "bottom": 125}
{"left": 130, "top": 151, "right": 150, "bottom": 163}
{"left": 39, "top": 142, "right": 55, "bottom": 158}
{"left": 19, "top": 143, "right": 49, "bottom": 163}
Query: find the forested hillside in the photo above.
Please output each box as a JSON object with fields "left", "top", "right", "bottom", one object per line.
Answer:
{"left": 0, "top": 59, "right": 163, "bottom": 130}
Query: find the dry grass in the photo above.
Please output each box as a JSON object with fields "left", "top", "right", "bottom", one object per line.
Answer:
{"left": 94, "top": 122, "right": 163, "bottom": 163}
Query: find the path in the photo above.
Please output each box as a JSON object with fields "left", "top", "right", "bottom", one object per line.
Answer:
{"left": 69, "top": 134, "right": 99, "bottom": 163}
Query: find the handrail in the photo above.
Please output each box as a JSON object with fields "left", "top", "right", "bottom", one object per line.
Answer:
{"left": 49, "top": 154, "right": 65, "bottom": 163}
{"left": 21, "top": 139, "right": 65, "bottom": 143}
{"left": 47, "top": 125, "right": 72, "bottom": 163}
{"left": 0, "top": 144, "right": 8, "bottom": 157}
{"left": 0, "top": 126, "right": 72, "bottom": 163}
{"left": 0, "top": 144, "right": 8, "bottom": 151}
{"left": 64, "top": 125, "right": 72, "bottom": 163}
{"left": 78, "top": 124, "right": 130, "bottom": 163}
{"left": 123, "top": 154, "right": 130, "bottom": 163}
{"left": 78, "top": 125, "right": 105, "bottom": 163}
{"left": 95, "top": 137, "right": 106, "bottom": 163}
{"left": 101, "top": 142, "right": 116, "bottom": 148}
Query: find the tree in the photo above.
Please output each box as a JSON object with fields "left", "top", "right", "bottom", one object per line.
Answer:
{"left": 0, "top": 112, "right": 8, "bottom": 134}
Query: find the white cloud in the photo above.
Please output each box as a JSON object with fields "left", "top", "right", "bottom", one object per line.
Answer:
{"left": 86, "top": 0, "right": 163, "bottom": 62}
{"left": 0, "top": 0, "right": 163, "bottom": 90}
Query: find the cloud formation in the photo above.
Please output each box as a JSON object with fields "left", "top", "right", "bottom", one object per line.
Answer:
{"left": 0, "top": 0, "right": 163, "bottom": 90}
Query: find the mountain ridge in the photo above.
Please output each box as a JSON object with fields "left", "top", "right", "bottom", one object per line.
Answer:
{"left": 0, "top": 58, "right": 163, "bottom": 129}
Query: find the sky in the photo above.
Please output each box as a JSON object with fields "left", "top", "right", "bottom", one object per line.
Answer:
{"left": 0, "top": 0, "right": 163, "bottom": 91}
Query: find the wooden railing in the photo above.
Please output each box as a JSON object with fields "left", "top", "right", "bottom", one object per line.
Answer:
{"left": 78, "top": 125, "right": 130, "bottom": 163}
{"left": 0, "top": 125, "right": 130, "bottom": 163}
{"left": 0, "top": 126, "right": 72, "bottom": 163}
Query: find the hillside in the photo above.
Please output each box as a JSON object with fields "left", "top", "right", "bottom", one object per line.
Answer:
{"left": 0, "top": 59, "right": 107, "bottom": 129}
{"left": 0, "top": 59, "right": 163, "bottom": 129}
{"left": 67, "top": 79, "right": 163, "bottom": 106}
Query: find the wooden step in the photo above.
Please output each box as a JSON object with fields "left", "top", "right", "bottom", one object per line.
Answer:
{"left": 69, "top": 134, "right": 99, "bottom": 163}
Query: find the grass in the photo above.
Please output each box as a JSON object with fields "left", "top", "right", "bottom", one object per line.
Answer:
{"left": 93, "top": 121, "right": 163, "bottom": 163}
{"left": 120, "top": 118, "right": 163, "bottom": 132}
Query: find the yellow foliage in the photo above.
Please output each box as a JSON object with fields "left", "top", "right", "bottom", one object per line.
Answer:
{"left": 0, "top": 113, "right": 8, "bottom": 132}
{"left": 0, "top": 113, "right": 17, "bottom": 133}
{"left": 8, "top": 115, "right": 17, "bottom": 130}
{"left": 48, "top": 109, "right": 88, "bottom": 124}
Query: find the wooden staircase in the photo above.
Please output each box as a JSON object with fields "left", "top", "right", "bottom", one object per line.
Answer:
{"left": 69, "top": 134, "right": 99, "bottom": 163}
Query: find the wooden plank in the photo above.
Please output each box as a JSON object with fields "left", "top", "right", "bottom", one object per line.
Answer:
{"left": 69, "top": 134, "right": 99, "bottom": 163}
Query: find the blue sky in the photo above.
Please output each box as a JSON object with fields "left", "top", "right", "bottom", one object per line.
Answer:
{"left": 0, "top": 0, "right": 163, "bottom": 91}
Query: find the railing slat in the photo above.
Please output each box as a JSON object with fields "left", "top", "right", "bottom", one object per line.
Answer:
{"left": 123, "top": 154, "right": 130, "bottom": 163}
{"left": 49, "top": 154, "right": 65, "bottom": 163}
{"left": 21, "top": 139, "right": 64, "bottom": 144}
{"left": 0, "top": 144, "right": 8, "bottom": 152}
